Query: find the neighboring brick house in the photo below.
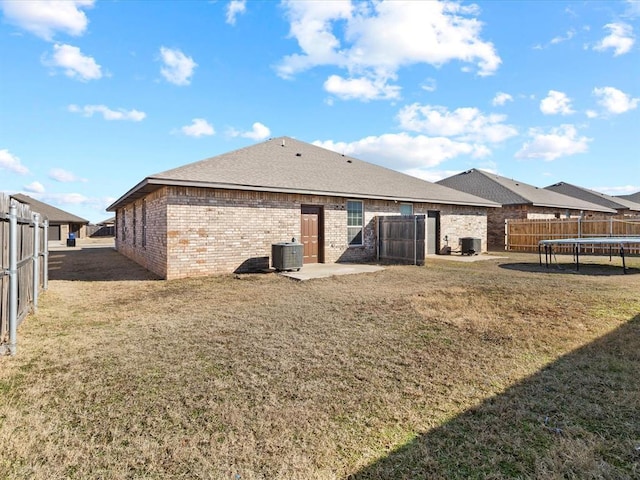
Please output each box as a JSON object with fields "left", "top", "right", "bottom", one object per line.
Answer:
{"left": 545, "top": 182, "right": 640, "bottom": 216}
{"left": 437, "top": 169, "right": 616, "bottom": 250}
{"left": 107, "top": 137, "right": 498, "bottom": 279}
{"left": 11, "top": 193, "right": 89, "bottom": 242}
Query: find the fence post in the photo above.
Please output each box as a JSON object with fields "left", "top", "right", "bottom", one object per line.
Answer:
{"left": 43, "top": 219, "right": 49, "bottom": 290}
{"left": 32, "top": 213, "right": 40, "bottom": 313}
{"left": 609, "top": 217, "right": 613, "bottom": 237}
{"left": 8, "top": 203, "right": 18, "bottom": 355}
{"left": 578, "top": 216, "right": 582, "bottom": 238}
{"left": 504, "top": 219, "right": 508, "bottom": 251}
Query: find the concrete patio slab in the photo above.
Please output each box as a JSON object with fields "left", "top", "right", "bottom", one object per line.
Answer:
{"left": 278, "top": 263, "right": 385, "bottom": 281}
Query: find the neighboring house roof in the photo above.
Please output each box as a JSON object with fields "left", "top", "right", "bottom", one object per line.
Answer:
{"left": 108, "top": 136, "right": 499, "bottom": 211}
{"left": 618, "top": 191, "right": 640, "bottom": 204}
{"left": 436, "top": 169, "right": 616, "bottom": 213}
{"left": 545, "top": 182, "right": 640, "bottom": 213}
{"left": 97, "top": 216, "right": 116, "bottom": 225}
{"left": 11, "top": 193, "right": 89, "bottom": 223}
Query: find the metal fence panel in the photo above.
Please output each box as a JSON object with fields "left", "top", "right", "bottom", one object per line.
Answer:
{"left": 1, "top": 192, "right": 48, "bottom": 355}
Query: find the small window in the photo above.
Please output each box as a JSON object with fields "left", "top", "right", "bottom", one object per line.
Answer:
{"left": 121, "top": 209, "right": 126, "bottom": 241}
{"left": 132, "top": 204, "right": 137, "bottom": 246}
{"left": 400, "top": 203, "right": 413, "bottom": 215}
{"left": 347, "top": 200, "right": 363, "bottom": 246}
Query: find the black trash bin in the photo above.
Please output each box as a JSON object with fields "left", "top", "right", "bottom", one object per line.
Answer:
{"left": 67, "top": 233, "right": 76, "bottom": 247}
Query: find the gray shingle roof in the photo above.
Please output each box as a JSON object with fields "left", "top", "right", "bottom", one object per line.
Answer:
{"left": 545, "top": 182, "right": 640, "bottom": 212}
{"left": 108, "top": 137, "right": 498, "bottom": 211}
{"left": 436, "top": 169, "right": 617, "bottom": 213}
{"left": 618, "top": 191, "right": 640, "bottom": 203}
{"left": 11, "top": 194, "right": 89, "bottom": 223}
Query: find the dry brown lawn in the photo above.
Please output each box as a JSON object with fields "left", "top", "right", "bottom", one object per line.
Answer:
{"left": 1, "top": 244, "right": 639, "bottom": 479}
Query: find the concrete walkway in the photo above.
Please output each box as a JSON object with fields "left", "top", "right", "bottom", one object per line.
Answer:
{"left": 278, "top": 263, "right": 385, "bottom": 281}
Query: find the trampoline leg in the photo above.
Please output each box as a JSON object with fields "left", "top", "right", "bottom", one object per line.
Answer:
{"left": 539, "top": 244, "right": 542, "bottom": 266}
{"left": 575, "top": 244, "right": 579, "bottom": 271}
{"left": 621, "top": 246, "right": 627, "bottom": 274}
{"left": 545, "top": 245, "right": 549, "bottom": 268}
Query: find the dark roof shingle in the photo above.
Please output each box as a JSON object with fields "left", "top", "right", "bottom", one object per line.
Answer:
{"left": 436, "top": 169, "right": 616, "bottom": 213}
{"left": 545, "top": 182, "right": 640, "bottom": 212}
{"left": 11, "top": 194, "right": 89, "bottom": 223}
{"left": 108, "top": 137, "right": 498, "bottom": 211}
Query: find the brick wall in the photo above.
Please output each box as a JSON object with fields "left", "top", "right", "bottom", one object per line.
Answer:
{"left": 438, "top": 205, "right": 489, "bottom": 253}
{"left": 115, "top": 186, "right": 490, "bottom": 279}
{"left": 116, "top": 188, "right": 168, "bottom": 277}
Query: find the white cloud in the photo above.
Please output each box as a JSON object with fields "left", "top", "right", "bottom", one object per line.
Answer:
{"left": 593, "top": 22, "right": 635, "bottom": 56}
{"left": 68, "top": 104, "right": 146, "bottom": 121}
{"left": 540, "top": 90, "right": 574, "bottom": 115}
{"left": 492, "top": 92, "right": 513, "bottom": 106}
{"left": 593, "top": 184, "right": 640, "bottom": 195}
{"left": 593, "top": 86, "right": 639, "bottom": 114}
{"left": 0, "top": 0, "right": 93, "bottom": 41}
{"left": 226, "top": 0, "right": 246, "bottom": 25}
{"left": 229, "top": 122, "right": 271, "bottom": 141}
{"left": 277, "top": 1, "right": 500, "bottom": 100}
{"left": 159, "top": 47, "right": 197, "bottom": 86}
{"left": 39, "top": 192, "right": 89, "bottom": 205}
{"left": 180, "top": 118, "right": 215, "bottom": 137}
{"left": 551, "top": 28, "right": 576, "bottom": 45}
{"left": 243, "top": 122, "right": 271, "bottom": 140}
{"left": 324, "top": 74, "right": 400, "bottom": 101}
{"left": 397, "top": 104, "right": 518, "bottom": 143}
{"left": 314, "top": 133, "right": 490, "bottom": 171}
{"left": 515, "top": 124, "right": 590, "bottom": 161}
{"left": 43, "top": 43, "right": 102, "bottom": 81}
{"left": 24, "top": 181, "right": 45, "bottom": 193}
{"left": 0, "top": 149, "right": 29, "bottom": 174}
{"left": 49, "top": 168, "right": 86, "bottom": 182}
{"left": 625, "top": 0, "right": 640, "bottom": 18}
{"left": 421, "top": 78, "right": 437, "bottom": 92}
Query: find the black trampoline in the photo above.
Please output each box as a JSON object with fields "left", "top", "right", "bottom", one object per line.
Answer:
{"left": 538, "top": 237, "right": 640, "bottom": 274}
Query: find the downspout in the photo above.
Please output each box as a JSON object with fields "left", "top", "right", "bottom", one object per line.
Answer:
{"left": 32, "top": 213, "right": 40, "bottom": 313}
{"left": 8, "top": 203, "right": 18, "bottom": 355}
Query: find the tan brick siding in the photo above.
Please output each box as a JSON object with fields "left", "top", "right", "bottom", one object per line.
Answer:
{"left": 115, "top": 187, "right": 489, "bottom": 279}
{"left": 116, "top": 188, "right": 167, "bottom": 278}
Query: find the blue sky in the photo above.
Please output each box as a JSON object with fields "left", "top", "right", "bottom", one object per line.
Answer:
{"left": 1, "top": 0, "right": 639, "bottom": 223}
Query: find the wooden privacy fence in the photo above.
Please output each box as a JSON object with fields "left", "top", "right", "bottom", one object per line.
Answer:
{"left": 1, "top": 192, "right": 48, "bottom": 355}
{"left": 377, "top": 215, "right": 425, "bottom": 265}
{"left": 506, "top": 217, "right": 640, "bottom": 254}
{"left": 87, "top": 224, "right": 115, "bottom": 237}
